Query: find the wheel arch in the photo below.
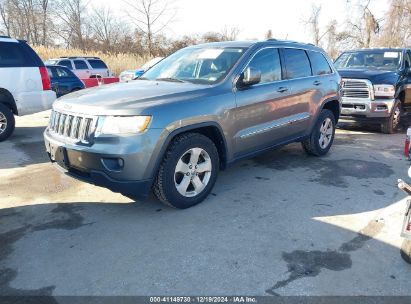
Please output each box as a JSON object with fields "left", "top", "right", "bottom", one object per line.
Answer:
{"left": 321, "top": 98, "right": 340, "bottom": 123}
{"left": 0, "top": 88, "right": 18, "bottom": 115}
{"left": 151, "top": 122, "right": 229, "bottom": 182}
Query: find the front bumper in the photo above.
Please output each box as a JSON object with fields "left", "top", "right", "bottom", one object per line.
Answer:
{"left": 44, "top": 128, "right": 165, "bottom": 199}
{"left": 340, "top": 97, "right": 395, "bottom": 119}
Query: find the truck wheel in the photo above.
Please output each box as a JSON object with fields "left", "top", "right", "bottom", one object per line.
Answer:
{"left": 153, "top": 133, "right": 219, "bottom": 209}
{"left": 401, "top": 239, "right": 411, "bottom": 264}
{"left": 302, "top": 109, "right": 336, "bottom": 156}
{"left": 0, "top": 103, "right": 15, "bottom": 142}
{"left": 381, "top": 100, "right": 401, "bottom": 134}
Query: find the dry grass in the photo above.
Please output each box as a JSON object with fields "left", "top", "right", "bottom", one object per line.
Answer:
{"left": 33, "top": 46, "right": 151, "bottom": 75}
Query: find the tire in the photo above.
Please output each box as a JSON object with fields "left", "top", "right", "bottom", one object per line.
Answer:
{"left": 153, "top": 133, "right": 219, "bottom": 209}
{"left": 0, "top": 103, "right": 15, "bottom": 142}
{"left": 302, "top": 109, "right": 336, "bottom": 156}
{"left": 401, "top": 239, "right": 411, "bottom": 264}
{"left": 381, "top": 100, "right": 401, "bottom": 134}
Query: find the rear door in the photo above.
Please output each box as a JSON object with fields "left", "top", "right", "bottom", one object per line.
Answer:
{"left": 73, "top": 60, "right": 90, "bottom": 79}
{"left": 54, "top": 67, "right": 77, "bottom": 97}
{"left": 233, "top": 47, "right": 296, "bottom": 156}
{"left": 280, "top": 48, "right": 318, "bottom": 133}
{"left": 306, "top": 50, "right": 336, "bottom": 118}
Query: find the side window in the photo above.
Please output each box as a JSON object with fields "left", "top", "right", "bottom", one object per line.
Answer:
{"left": 74, "top": 60, "right": 88, "bottom": 70}
{"left": 283, "top": 48, "right": 312, "bottom": 79}
{"left": 307, "top": 51, "right": 332, "bottom": 76}
{"left": 46, "top": 67, "right": 55, "bottom": 78}
{"left": 247, "top": 48, "right": 282, "bottom": 84}
{"left": 87, "top": 59, "right": 108, "bottom": 69}
{"left": 55, "top": 67, "right": 71, "bottom": 78}
{"left": 0, "top": 42, "right": 32, "bottom": 67}
{"left": 59, "top": 60, "right": 73, "bottom": 70}
{"left": 405, "top": 52, "right": 411, "bottom": 69}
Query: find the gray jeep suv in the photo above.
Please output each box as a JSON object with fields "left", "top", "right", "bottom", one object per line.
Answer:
{"left": 44, "top": 40, "right": 341, "bottom": 209}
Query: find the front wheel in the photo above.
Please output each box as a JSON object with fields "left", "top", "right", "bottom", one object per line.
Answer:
{"left": 153, "top": 133, "right": 219, "bottom": 209}
{"left": 302, "top": 109, "right": 336, "bottom": 156}
{"left": 381, "top": 100, "right": 401, "bottom": 134}
{"left": 0, "top": 103, "right": 15, "bottom": 142}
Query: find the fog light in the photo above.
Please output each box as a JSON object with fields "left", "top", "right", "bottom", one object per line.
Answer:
{"left": 101, "top": 158, "right": 124, "bottom": 172}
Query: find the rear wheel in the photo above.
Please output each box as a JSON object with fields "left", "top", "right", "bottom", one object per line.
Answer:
{"left": 401, "top": 239, "right": 411, "bottom": 264}
{"left": 0, "top": 103, "right": 15, "bottom": 142}
{"left": 381, "top": 100, "right": 401, "bottom": 134}
{"left": 302, "top": 109, "right": 336, "bottom": 156}
{"left": 153, "top": 133, "right": 219, "bottom": 209}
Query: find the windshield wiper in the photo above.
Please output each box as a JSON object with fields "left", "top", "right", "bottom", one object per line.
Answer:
{"left": 156, "top": 77, "right": 185, "bottom": 83}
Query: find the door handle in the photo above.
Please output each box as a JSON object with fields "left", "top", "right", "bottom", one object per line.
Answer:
{"left": 277, "top": 87, "right": 288, "bottom": 93}
{"left": 313, "top": 80, "right": 322, "bottom": 86}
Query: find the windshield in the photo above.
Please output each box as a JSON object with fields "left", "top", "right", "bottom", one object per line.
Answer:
{"left": 334, "top": 51, "right": 402, "bottom": 71}
{"left": 142, "top": 47, "right": 246, "bottom": 84}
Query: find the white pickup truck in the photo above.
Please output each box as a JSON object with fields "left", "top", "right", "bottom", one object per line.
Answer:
{"left": 0, "top": 36, "right": 56, "bottom": 141}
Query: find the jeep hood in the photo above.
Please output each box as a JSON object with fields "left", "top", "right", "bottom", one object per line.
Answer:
{"left": 337, "top": 69, "right": 399, "bottom": 85}
{"left": 53, "top": 80, "right": 210, "bottom": 116}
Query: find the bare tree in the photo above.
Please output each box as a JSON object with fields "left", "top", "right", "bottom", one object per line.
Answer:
{"left": 306, "top": 4, "right": 322, "bottom": 45}
{"left": 123, "top": 0, "right": 176, "bottom": 56}
{"left": 220, "top": 26, "right": 240, "bottom": 41}
{"left": 265, "top": 29, "right": 273, "bottom": 39}
{"left": 55, "top": 0, "right": 89, "bottom": 50}
{"left": 90, "top": 6, "right": 127, "bottom": 53}
{"left": 345, "top": 0, "right": 380, "bottom": 48}
{"left": 379, "top": 0, "right": 411, "bottom": 47}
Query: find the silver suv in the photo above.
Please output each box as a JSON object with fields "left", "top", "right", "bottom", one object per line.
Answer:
{"left": 44, "top": 40, "right": 341, "bottom": 209}
{"left": 45, "top": 57, "right": 112, "bottom": 79}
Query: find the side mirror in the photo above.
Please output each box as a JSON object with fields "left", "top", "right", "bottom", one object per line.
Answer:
{"left": 239, "top": 67, "right": 261, "bottom": 87}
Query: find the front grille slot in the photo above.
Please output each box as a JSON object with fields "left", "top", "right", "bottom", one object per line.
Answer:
{"left": 341, "top": 79, "right": 371, "bottom": 99}
{"left": 48, "top": 110, "right": 97, "bottom": 144}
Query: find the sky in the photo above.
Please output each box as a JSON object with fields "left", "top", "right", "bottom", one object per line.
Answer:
{"left": 97, "top": 0, "right": 389, "bottom": 43}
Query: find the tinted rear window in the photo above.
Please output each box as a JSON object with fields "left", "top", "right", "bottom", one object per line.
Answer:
{"left": 0, "top": 42, "right": 36, "bottom": 67}
{"left": 283, "top": 48, "right": 312, "bottom": 79}
{"left": 308, "top": 51, "right": 332, "bottom": 75}
{"left": 87, "top": 59, "right": 108, "bottom": 69}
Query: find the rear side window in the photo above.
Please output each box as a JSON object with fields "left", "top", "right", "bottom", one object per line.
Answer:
{"left": 87, "top": 59, "right": 108, "bottom": 69}
{"left": 0, "top": 42, "right": 34, "bottom": 67}
{"left": 283, "top": 49, "right": 312, "bottom": 79}
{"left": 74, "top": 60, "right": 88, "bottom": 70}
{"left": 308, "top": 51, "right": 332, "bottom": 75}
{"left": 247, "top": 48, "right": 282, "bottom": 83}
{"left": 55, "top": 67, "right": 72, "bottom": 78}
{"left": 59, "top": 60, "right": 73, "bottom": 69}
{"left": 46, "top": 67, "right": 55, "bottom": 78}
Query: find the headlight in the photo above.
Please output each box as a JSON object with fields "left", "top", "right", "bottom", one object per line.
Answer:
{"left": 98, "top": 116, "right": 151, "bottom": 135}
{"left": 373, "top": 84, "right": 395, "bottom": 98}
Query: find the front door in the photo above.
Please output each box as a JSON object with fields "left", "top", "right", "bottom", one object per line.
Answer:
{"left": 233, "top": 47, "right": 299, "bottom": 157}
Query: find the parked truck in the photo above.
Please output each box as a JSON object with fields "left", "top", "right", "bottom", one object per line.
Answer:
{"left": 334, "top": 48, "right": 411, "bottom": 133}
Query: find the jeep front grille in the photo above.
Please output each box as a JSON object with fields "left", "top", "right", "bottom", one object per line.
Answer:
{"left": 341, "top": 79, "right": 371, "bottom": 99}
{"left": 48, "top": 110, "right": 97, "bottom": 144}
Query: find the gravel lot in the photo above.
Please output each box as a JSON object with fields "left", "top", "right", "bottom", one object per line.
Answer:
{"left": 1, "top": 111, "right": 411, "bottom": 296}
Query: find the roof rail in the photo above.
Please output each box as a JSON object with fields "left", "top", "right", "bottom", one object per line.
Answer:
{"left": 266, "top": 38, "right": 277, "bottom": 41}
{"left": 59, "top": 56, "right": 101, "bottom": 59}
{"left": 0, "top": 35, "right": 11, "bottom": 39}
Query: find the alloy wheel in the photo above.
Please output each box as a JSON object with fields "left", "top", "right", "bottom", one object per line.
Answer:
{"left": 174, "top": 148, "right": 212, "bottom": 197}
{"left": 0, "top": 112, "right": 7, "bottom": 135}
{"left": 318, "top": 117, "right": 333, "bottom": 149}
